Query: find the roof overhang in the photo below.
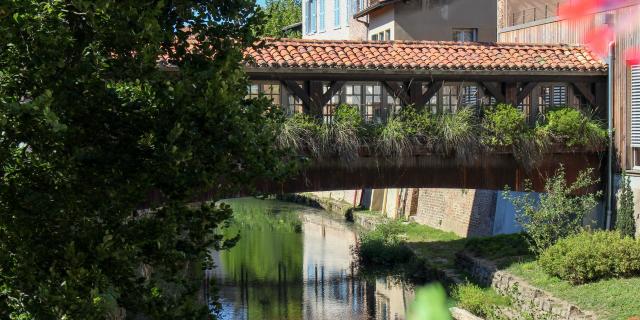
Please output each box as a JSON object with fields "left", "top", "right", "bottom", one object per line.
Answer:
{"left": 353, "top": 0, "right": 401, "bottom": 18}
{"left": 245, "top": 66, "right": 607, "bottom": 82}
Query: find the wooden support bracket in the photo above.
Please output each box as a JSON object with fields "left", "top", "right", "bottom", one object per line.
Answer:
{"left": 282, "top": 80, "right": 312, "bottom": 113}
{"left": 571, "top": 82, "right": 598, "bottom": 108}
{"left": 481, "top": 82, "right": 506, "bottom": 103}
{"left": 516, "top": 82, "right": 538, "bottom": 106}
{"left": 382, "top": 81, "right": 411, "bottom": 106}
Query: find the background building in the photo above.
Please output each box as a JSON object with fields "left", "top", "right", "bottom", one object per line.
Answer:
{"left": 497, "top": 0, "right": 640, "bottom": 236}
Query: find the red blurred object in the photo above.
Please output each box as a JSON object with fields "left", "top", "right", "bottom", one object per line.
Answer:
{"left": 584, "top": 26, "right": 614, "bottom": 58}
{"left": 625, "top": 48, "right": 640, "bottom": 66}
{"left": 558, "top": 0, "right": 604, "bottom": 20}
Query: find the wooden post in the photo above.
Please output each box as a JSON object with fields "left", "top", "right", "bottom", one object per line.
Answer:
{"left": 308, "top": 80, "right": 324, "bottom": 118}
{"left": 504, "top": 83, "right": 518, "bottom": 106}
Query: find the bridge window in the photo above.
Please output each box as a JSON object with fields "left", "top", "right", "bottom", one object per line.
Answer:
{"left": 364, "top": 84, "right": 383, "bottom": 123}
{"left": 460, "top": 85, "right": 480, "bottom": 107}
{"left": 539, "top": 84, "right": 568, "bottom": 112}
{"left": 322, "top": 83, "right": 342, "bottom": 123}
{"left": 246, "top": 82, "right": 281, "bottom": 105}
{"left": 344, "top": 84, "right": 363, "bottom": 107}
{"left": 442, "top": 84, "right": 459, "bottom": 113}
{"left": 247, "top": 84, "right": 260, "bottom": 99}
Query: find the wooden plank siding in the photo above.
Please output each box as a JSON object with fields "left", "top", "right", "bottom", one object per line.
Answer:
{"left": 498, "top": 2, "right": 640, "bottom": 170}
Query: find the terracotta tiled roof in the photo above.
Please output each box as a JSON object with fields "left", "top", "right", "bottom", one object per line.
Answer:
{"left": 244, "top": 38, "right": 607, "bottom": 73}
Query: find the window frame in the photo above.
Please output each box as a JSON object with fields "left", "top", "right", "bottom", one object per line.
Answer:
{"left": 452, "top": 28, "right": 478, "bottom": 42}
{"left": 319, "top": 0, "right": 326, "bottom": 32}
{"left": 334, "top": 0, "right": 341, "bottom": 28}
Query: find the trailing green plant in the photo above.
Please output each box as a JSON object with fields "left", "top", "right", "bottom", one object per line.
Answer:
{"left": 505, "top": 166, "right": 601, "bottom": 254}
{"left": 617, "top": 171, "right": 637, "bottom": 239}
{"left": 436, "top": 107, "right": 479, "bottom": 163}
{"left": 277, "top": 113, "right": 323, "bottom": 157}
{"left": 452, "top": 283, "right": 510, "bottom": 320}
{"left": 539, "top": 230, "right": 640, "bottom": 284}
{"left": 332, "top": 104, "right": 365, "bottom": 160}
{"left": 539, "top": 107, "right": 607, "bottom": 147}
{"left": 377, "top": 115, "right": 413, "bottom": 156}
{"left": 355, "top": 220, "right": 414, "bottom": 267}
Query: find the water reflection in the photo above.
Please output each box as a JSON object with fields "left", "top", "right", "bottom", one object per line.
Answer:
{"left": 211, "top": 198, "right": 414, "bottom": 320}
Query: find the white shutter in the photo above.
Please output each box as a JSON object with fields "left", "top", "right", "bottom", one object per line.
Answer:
{"left": 631, "top": 65, "right": 640, "bottom": 147}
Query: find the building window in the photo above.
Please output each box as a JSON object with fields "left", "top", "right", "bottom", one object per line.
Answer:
{"left": 344, "top": 84, "right": 362, "bottom": 107}
{"left": 371, "top": 34, "right": 378, "bottom": 41}
{"left": 319, "top": 0, "right": 326, "bottom": 32}
{"left": 631, "top": 65, "right": 640, "bottom": 168}
{"left": 385, "top": 29, "right": 391, "bottom": 41}
{"left": 452, "top": 28, "right": 477, "bottom": 42}
{"left": 334, "top": 0, "right": 341, "bottom": 28}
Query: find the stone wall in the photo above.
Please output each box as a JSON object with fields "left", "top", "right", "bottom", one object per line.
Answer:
{"left": 412, "top": 189, "right": 497, "bottom": 237}
{"left": 456, "top": 252, "right": 597, "bottom": 320}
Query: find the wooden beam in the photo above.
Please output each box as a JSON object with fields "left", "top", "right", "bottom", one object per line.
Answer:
{"left": 308, "top": 81, "right": 324, "bottom": 117}
{"left": 409, "top": 81, "right": 423, "bottom": 107}
{"left": 516, "top": 82, "right": 538, "bottom": 106}
{"left": 282, "top": 80, "right": 312, "bottom": 113}
{"left": 504, "top": 83, "right": 518, "bottom": 106}
{"left": 571, "top": 82, "right": 598, "bottom": 109}
{"left": 382, "top": 81, "right": 411, "bottom": 106}
{"left": 319, "top": 81, "right": 345, "bottom": 107}
{"left": 594, "top": 82, "right": 607, "bottom": 119}
{"left": 480, "top": 82, "right": 505, "bottom": 103}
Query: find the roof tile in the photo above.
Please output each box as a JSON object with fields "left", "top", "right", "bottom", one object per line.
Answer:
{"left": 244, "top": 38, "right": 607, "bottom": 73}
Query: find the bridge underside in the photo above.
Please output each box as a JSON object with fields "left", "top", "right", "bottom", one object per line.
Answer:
{"left": 258, "top": 150, "right": 604, "bottom": 194}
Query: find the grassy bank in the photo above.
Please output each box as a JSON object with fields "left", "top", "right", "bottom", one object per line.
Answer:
{"left": 461, "top": 233, "right": 640, "bottom": 320}
{"left": 505, "top": 261, "right": 640, "bottom": 320}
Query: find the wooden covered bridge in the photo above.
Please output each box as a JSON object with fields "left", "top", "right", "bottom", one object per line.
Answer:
{"left": 243, "top": 38, "right": 608, "bottom": 193}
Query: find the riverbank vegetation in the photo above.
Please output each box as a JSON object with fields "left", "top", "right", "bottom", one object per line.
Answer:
{"left": 277, "top": 104, "right": 607, "bottom": 168}
{"left": 351, "top": 165, "right": 640, "bottom": 319}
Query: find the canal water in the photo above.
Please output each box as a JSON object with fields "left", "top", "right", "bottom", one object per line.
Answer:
{"left": 209, "top": 198, "right": 416, "bottom": 320}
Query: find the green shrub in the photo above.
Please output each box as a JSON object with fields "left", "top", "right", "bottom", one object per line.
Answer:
{"left": 395, "top": 105, "right": 437, "bottom": 141}
{"left": 482, "top": 103, "right": 528, "bottom": 147}
{"left": 452, "top": 283, "right": 510, "bottom": 319}
{"left": 355, "top": 220, "right": 414, "bottom": 267}
{"left": 505, "top": 166, "right": 601, "bottom": 254}
{"left": 539, "top": 231, "right": 640, "bottom": 284}
{"left": 616, "top": 172, "right": 637, "bottom": 239}
{"left": 540, "top": 107, "right": 607, "bottom": 147}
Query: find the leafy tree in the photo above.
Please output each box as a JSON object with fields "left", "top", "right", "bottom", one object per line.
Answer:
{"left": 0, "top": 1, "right": 291, "bottom": 319}
{"left": 262, "top": 0, "right": 302, "bottom": 38}
{"left": 616, "top": 172, "right": 636, "bottom": 238}
{"left": 505, "top": 166, "right": 601, "bottom": 254}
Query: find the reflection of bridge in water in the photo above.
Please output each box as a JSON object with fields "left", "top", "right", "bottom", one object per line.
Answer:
{"left": 211, "top": 202, "right": 414, "bottom": 320}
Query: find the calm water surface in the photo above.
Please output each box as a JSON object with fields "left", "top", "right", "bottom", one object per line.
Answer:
{"left": 209, "top": 198, "right": 416, "bottom": 320}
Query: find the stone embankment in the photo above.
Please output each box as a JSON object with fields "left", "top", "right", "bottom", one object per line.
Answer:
{"left": 456, "top": 252, "right": 597, "bottom": 320}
